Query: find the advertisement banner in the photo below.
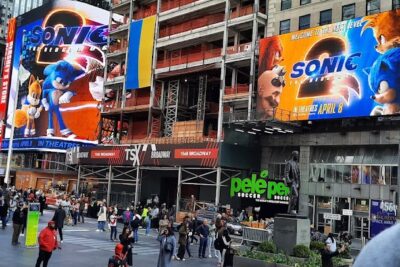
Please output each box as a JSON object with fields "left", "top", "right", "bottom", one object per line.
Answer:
{"left": 25, "top": 203, "right": 40, "bottom": 247}
{"left": 258, "top": 10, "right": 400, "bottom": 121}
{"left": 126, "top": 15, "right": 156, "bottom": 90}
{"left": 0, "top": 18, "right": 16, "bottom": 148}
{"left": 370, "top": 200, "right": 397, "bottom": 237}
{"left": 1, "top": 137, "right": 95, "bottom": 152}
{"left": 230, "top": 170, "right": 290, "bottom": 205}
{"left": 5, "top": 0, "right": 109, "bottom": 149}
{"left": 67, "top": 142, "right": 219, "bottom": 167}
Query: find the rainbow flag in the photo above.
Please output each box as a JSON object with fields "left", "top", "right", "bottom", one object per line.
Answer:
{"left": 126, "top": 15, "right": 156, "bottom": 90}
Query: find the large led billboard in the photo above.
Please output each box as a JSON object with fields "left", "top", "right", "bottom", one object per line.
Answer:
{"left": 4, "top": 0, "right": 109, "bottom": 150}
{"left": 258, "top": 9, "right": 400, "bottom": 121}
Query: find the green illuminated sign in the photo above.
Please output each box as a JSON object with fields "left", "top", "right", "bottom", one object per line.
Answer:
{"left": 230, "top": 170, "right": 290, "bottom": 204}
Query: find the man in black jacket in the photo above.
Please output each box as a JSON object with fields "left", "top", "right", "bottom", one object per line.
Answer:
{"left": 52, "top": 204, "right": 66, "bottom": 242}
{"left": 196, "top": 219, "right": 210, "bottom": 259}
{"left": 12, "top": 202, "right": 25, "bottom": 245}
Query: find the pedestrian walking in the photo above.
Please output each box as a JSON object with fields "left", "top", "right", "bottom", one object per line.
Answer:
{"left": 0, "top": 197, "right": 8, "bottom": 229}
{"left": 123, "top": 207, "right": 132, "bottom": 226}
{"left": 20, "top": 203, "right": 28, "bottom": 236}
{"left": 109, "top": 210, "right": 119, "bottom": 241}
{"left": 11, "top": 202, "right": 25, "bottom": 245}
{"left": 78, "top": 197, "right": 85, "bottom": 223}
{"left": 97, "top": 202, "right": 107, "bottom": 232}
{"left": 216, "top": 223, "right": 232, "bottom": 267}
{"left": 35, "top": 221, "right": 59, "bottom": 267}
{"left": 157, "top": 227, "right": 176, "bottom": 267}
{"left": 6, "top": 196, "right": 17, "bottom": 224}
{"left": 176, "top": 217, "right": 190, "bottom": 261}
{"left": 119, "top": 226, "right": 134, "bottom": 266}
{"left": 196, "top": 219, "right": 209, "bottom": 258}
{"left": 208, "top": 219, "right": 220, "bottom": 258}
{"left": 159, "top": 214, "right": 169, "bottom": 234}
{"left": 52, "top": 204, "right": 66, "bottom": 243}
{"left": 38, "top": 193, "right": 46, "bottom": 216}
{"left": 72, "top": 199, "right": 79, "bottom": 226}
{"left": 130, "top": 213, "right": 141, "bottom": 243}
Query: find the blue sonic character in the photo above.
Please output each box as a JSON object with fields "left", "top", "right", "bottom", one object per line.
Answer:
{"left": 41, "top": 60, "right": 84, "bottom": 138}
{"left": 365, "top": 48, "right": 400, "bottom": 116}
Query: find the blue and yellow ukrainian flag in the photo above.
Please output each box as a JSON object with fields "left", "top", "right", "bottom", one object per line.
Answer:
{"left": 126, "top": 15, "right": 156, "bottom": 90}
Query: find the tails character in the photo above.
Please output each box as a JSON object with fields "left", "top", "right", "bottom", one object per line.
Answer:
{"left": 364, "top": 48, "right": 400, "bottom": 115}
{"left": 41, "top": 60, "right": 84, "bottom": 138}
{"left": 362, "top": 10, "right": 400, "bottom": 53}
{"left": 14, "top": 75, "right": 43, "bottom": 137}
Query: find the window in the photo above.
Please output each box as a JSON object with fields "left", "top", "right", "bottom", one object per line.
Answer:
{"left": 367, "top": 0, "right": 380, "bottom": 15}
{"left": 394, "top": 0, "right": 400, "bottom": 10}
{"left": 342, "top": 4, "right": 356, "bottom": 20}
{"left": 320, "top": 9, "right": 332, "bottom": 25}
{"left": 280, "top": 19, "right": 290, "bottom": 34}
{"left": 281, "top": 0, "right": 291, "bottom": 10}
{"left": 299, "top": 14, "right": 310, "bottom": 30}
{"left": 300, "top": 0, "right": 311, "bottom": 5}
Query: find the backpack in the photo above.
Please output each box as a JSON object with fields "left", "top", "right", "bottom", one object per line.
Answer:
{"left": 108, "top": 256, "right": 127, "bottom": 267}
{"left": 214, "top": 232, "right": 223, "bottom": 250}
{"left": 131, "top": 218, "right": 140, "bottom": 229}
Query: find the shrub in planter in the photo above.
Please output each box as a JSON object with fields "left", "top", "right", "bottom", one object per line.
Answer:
{"left": 310, "top": 241, "right": 325, "bottom": 251}
{"left": 293, "top": 244, "right": 311, "bottom": 258}
{"left": 258, "top": 241, "right": 277, "bottom": 253}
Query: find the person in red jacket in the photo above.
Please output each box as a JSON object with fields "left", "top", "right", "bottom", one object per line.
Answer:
{"left": 35, "top": 221, "right": 59, "bottom": 267}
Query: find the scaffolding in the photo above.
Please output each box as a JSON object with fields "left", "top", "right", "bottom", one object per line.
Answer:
{"left": 196, "top": 75, "right": 207, "bottom": 121}
{"left": 164, "top": 80, "right": 180, "bottom": 137}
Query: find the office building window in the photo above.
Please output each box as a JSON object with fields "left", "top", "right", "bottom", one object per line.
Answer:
{"left": 367, "top": 0, "right": 380, "bottom": 15}
{"left": 299, "top": 14, "right": 310, "bottom": 30}
{"left": 394, "top": 0, "right": 400, "bottom": 10}
{"left": 342, "top": 4, "right": 356, "bottom": 20}
{"left": 300, "top": 0, "right": 311, "bottom": 5}
{"left": 320, "top": 9, "right": 332, "bottom": 25}
{"left": 280, "top": 19, "right": 290, "bottom": 34}
{"left": 281, "top": 0, "right": 291, "bottom": 10}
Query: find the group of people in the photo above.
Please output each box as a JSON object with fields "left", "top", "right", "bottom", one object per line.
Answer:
{"left": 0, "top": 187, "right": 47, "bottom": 246}
{"left": 176, "top": 213, "right": 233, "bottom": 267}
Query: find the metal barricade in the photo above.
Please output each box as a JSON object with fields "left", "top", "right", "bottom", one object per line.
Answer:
{"left": 241, "top": 226, "right": 272, "bottom": 245}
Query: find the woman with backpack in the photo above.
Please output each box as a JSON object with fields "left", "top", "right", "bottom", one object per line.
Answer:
{"left": 119, "top": 226, "right": 134, "bottom": 266}
{"left": 157, "top": 227, "right": 176, "bottom": 267}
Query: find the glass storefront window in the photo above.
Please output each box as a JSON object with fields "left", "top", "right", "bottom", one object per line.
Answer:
{"left": 354, "top": 199, "right": 369, "bottom": 212}
{"left": 343, "top": 165, "right": 351, "bottom": 183}
{"left": 318, "top": 196, "right": 332, "bottom": 209}
{"left": 361, "top": 166, "right": 371, "bottom": 184}
{"left": 391, "top": 166, "right": 398, "bottom": 185}
{"left": 371, "top": 166, "right": 381, "bottom": 184}
{"left": 351, "top": 165, "right": 360, "bottom": 184}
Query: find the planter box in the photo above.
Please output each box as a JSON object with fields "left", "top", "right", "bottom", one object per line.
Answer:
{"left": 233, "top": 256, "right": 291, "bottom": 267}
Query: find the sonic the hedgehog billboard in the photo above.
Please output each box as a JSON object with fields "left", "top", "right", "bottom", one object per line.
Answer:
{"left": 258, "top": 10, "right": 400, "bottom": 121}
{"left": 3, "top": 0, "right": 109, "bottom": 151}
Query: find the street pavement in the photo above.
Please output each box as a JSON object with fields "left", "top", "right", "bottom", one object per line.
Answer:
{"left": 0, "top": 210, "right": 221, "bottom": 267}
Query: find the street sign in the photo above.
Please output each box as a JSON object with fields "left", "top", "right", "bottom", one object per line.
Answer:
{"left": 323, "top": 213, "right": 341, "bottom": 221}
{"left": 342, "top": 209, "right": 353, "bottom": 216}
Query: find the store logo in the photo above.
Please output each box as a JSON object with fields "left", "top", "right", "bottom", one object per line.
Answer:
{"left": 230, "top": 170, "right": 290, "bottom": 201}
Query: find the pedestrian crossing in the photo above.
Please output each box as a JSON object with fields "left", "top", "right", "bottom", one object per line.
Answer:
{"left": 62, "top": 236, "right": 160, "bottom": 256}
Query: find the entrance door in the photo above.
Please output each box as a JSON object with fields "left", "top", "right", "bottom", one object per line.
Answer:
{"left": 353, "top": 216, "right": 370, "bottom": 239}
{"left": 160, "top": 177, "right": 177, "bottom": 207}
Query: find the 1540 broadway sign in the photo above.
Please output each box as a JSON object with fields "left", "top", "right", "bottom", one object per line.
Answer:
{"left": 230, "top": 170, "right": 290, "bottom": 204}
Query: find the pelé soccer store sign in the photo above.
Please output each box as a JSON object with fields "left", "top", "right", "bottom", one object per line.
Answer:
{"left": 230, "top": 170, "right": 290, "bottom": 204}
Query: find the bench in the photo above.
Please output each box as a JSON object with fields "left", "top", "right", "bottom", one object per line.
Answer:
{"left": 241, "top": 226, "right": 272, "bottom": 245}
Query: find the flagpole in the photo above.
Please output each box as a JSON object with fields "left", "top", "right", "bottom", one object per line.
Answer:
{"left": 4, "top": 30, "right": 25, "bottom": 187}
